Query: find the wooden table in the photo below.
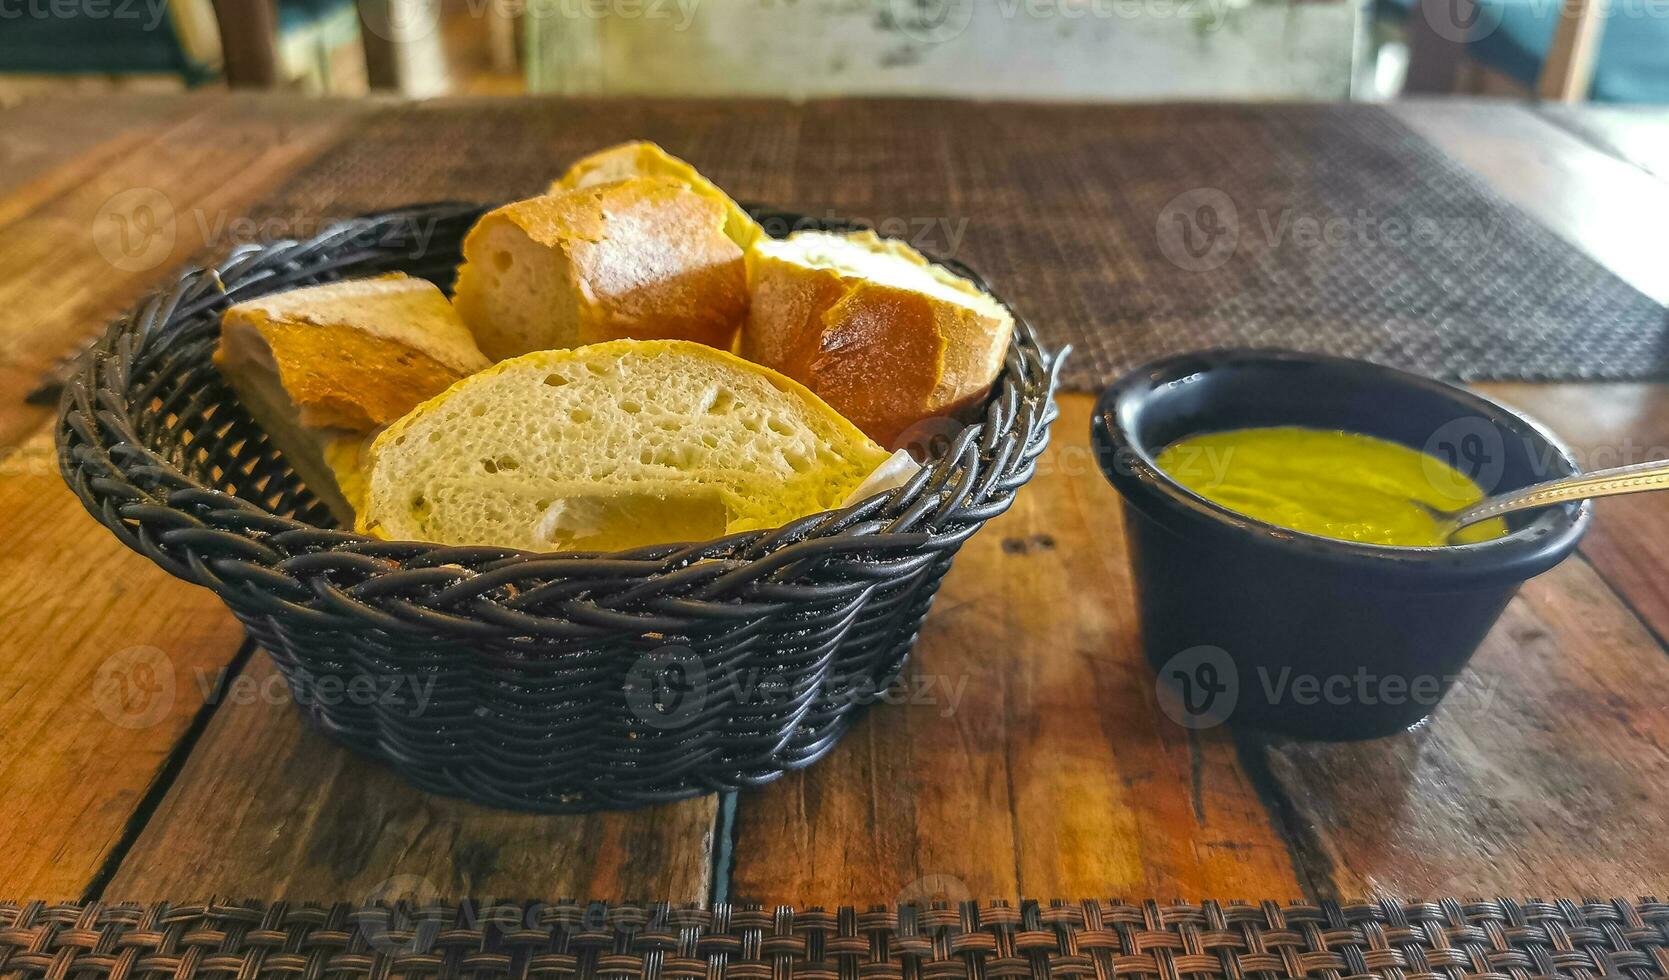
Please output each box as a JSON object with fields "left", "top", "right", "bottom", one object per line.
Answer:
{"left": 2, "top": 93, "right": 1668, "bottom": 906}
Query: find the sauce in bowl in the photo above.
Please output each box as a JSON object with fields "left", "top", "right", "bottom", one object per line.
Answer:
{"left": 1154, "top": 426, "right": 1508, "bottom": 547}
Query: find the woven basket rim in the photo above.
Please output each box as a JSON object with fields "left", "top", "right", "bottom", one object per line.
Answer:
{"left": 56, "top": 201, "right": 1065, "bottom": 627}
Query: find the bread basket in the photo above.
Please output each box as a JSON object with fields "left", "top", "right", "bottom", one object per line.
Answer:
{"left": 56, "top": 202, "right": 1065, "bottom": 813}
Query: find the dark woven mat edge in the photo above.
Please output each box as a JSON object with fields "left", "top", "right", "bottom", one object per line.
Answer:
{"left": 2, "top": 898, "right": 1666, "bottom": 979}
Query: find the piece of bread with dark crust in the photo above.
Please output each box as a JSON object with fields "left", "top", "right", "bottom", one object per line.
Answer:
{"left": 741, "top": 230, "right": 1013, "bottom": 448}
{"left": 453, "top": 178, "right": 748, "bottom": 361}
{"left": 214, "top": 273, "right": 490, "bottom": 524}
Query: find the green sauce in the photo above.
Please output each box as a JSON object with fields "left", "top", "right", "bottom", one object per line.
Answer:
{"left": 1154, "top": 426, "right": 1509, "bottom": 547}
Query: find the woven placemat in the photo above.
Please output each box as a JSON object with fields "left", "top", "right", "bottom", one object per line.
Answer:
{"left": 236, "top": 99, "right": 1668, "bottom": 392}
{"left": 0, "top": 898, "right": 1665, "bottom": 979}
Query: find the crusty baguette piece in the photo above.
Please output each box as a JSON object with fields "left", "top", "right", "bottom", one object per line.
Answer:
{"left": 741, "top": 230, "right": 1014, "bottom": 448}
{"left": 358, "top": 339, "right": 895, "bottom": 553}
{"left": 551, "top": 141, "right": 763, "bottom": 251}
{"left": 215, "top": 273, "right": 491, "bottom": 525}
{"left": 453, "top": 179, "right": 749, "bottom": 361}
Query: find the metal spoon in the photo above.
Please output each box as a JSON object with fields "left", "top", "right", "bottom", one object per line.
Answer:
{"left": 1423, "top": 458, "right": 1669, "bottom": 540}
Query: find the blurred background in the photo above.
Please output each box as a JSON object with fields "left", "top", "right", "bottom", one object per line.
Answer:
{"left": 0, "top": 0, "right": 1661, "bottom": 106}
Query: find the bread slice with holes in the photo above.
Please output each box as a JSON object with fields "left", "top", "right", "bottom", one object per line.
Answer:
{"left": 215, "top": 273, "right": 492, "bottom": 524}
{"left": 358, "top": 339, "right": 896, "bottom": 553}
{"left": 550, "top": 141, "right": 763, "bottom": 251}
{"left": 741, "top": 230, "right": 1013, "bottom": 449}
{"left": 452, "top": 179, "right": 748, "bottom": 361}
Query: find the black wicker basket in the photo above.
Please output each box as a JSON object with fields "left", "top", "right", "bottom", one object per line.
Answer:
{"left": 56, "top": 202, "right": 1065, "bottom": 813}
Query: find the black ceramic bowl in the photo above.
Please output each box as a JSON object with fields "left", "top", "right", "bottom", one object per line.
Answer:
{"left": 1091, "top": 350, "right": 1591, "bottom": 740}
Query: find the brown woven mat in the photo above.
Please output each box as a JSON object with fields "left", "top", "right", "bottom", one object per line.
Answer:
{"left": 240, "top": 99, "right": 1669, "bottom": 392}
{"left": 1, "top": 898, "right": 1665, "bottom": 979}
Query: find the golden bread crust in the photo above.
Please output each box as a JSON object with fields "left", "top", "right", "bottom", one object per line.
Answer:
{"left": 455, "top": 179, "right": 748, "bottom": 358}
{"left": 742, "top": 235, "right": 1011, "bottom": 448}
{"left": 551, "top": 141, "right": 763, "bottom": 250}
{"left": 221, "top": 274, "right": 490, "bottom": 430}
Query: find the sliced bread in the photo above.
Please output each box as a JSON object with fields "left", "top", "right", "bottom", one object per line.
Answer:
{"left": 358, "top": 339, "right": 895, "bottom": 553}
{"left": 452, "top": 179, "right": 749, "bottom": 361}
{"left": 551, "top": 140, "right": 763, "bottom": 251}
{"left": 741, "top": 230, "right": 1014, "bottom": 448}
{"left": 215, "top": 273, "right": 490, "bottom": 524}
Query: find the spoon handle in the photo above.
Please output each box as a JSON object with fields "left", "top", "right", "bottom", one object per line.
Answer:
{"left": 1450, "top": 458, "right": 1669, "bottom": 530}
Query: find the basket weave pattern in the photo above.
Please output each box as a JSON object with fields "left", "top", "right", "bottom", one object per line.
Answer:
{"left": 0, "top": 899, "right": 1664, "bottom": 979}
{"left": 55, "top": 204, "right": 1064, "bottom": 813}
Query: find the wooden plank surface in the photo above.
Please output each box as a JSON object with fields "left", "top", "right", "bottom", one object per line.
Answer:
{"left": 0, "top": 431, "right": 246, "bottom": 897}
{"left": 0, "top": 95, "right": 370, "bottom": 451}
{"left": 729, "top": 397, "right": 1306, "bottom": 904}
{"left": 104, "top": 654, "right": 715, "bottom": 903}
{"left": 1263, "top": 555, "right": 1669, "bottom": 898}
{"left": 0, "top": 96, "right": 373, "bottom": 897}
{"left": 1248, "top": 108, "right": 1669, "bottom": 899}
{"left": 1538, "top": 105, "right": 1669, "bottom": 183}
{"left": 0, "top": 94, "right": 718, "bottom": 901}
{"left": 3, "top": 94, "right": 1669, "bottom": 903}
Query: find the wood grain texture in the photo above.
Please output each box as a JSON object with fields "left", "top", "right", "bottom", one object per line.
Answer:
{"left": 104, "top": 654, "right": 716, "bottom": 902}
{"left": 1478, "top": 380, "right": 1669, "bottom": 701}
{"left": 0, "top": 432, "right": 245, "bottom": 897}
{"left": 1259, "top": 384, "right": 1669, "bottom": 898}
{"left": 729, "top": 396, "right": 1304, "bottom": 904}
{"left": 0, "top": 95, "right": 207, "bottom": 203}
{"left": 0, "top": 94, "right": 369, "bottom": 451}
{"left": 0, "top": 95, "right": 380, "bottom": 897}
{"left": 1388, "top": 100, "right": 1669, "bottom": 306}
{"left": 1264, "top": 557, "right": 1669, "bottom": 898}
{"left": 4, "top": 95, "right": 1669, "bottom": 904}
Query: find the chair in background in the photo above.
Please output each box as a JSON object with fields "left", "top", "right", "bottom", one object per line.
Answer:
{"left": 210, "top": 0, "right": 449, "bottom": 95}
{"left": 209, "top": 0, "right": 373, "bottom": 92}
{"left": 1391, "top": 0, "right": 1668, "bottom": 102}
{"left": 0, "top": 0, "right": 220, "bottom": 86}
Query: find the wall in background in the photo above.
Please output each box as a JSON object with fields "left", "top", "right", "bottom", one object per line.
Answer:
{"left": 524, "top": 0, "right": 1363, "bottom": 100}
